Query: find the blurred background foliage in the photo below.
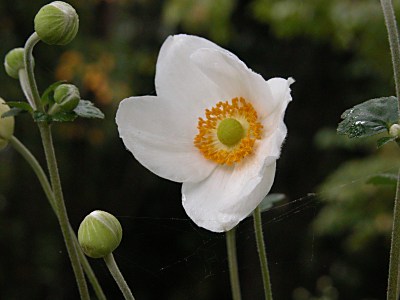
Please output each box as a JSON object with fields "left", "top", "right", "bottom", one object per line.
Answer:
{"left": 0, "top": 0, "right": 399, "bottom": 299}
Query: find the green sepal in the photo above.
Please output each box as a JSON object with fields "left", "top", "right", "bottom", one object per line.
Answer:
{"left": 74, "top": 100, "right": 105, "bottom": 119}
{"left": 337, "top": 96, "right": 398, "bottom": 138}
{"left": 1, "top": 107, "right": 25, "bottom": 118}
{"left": 51, "top": 111, "right": 77, "bottom": 122}
{"left": 377, "top": 136, "right": 397, "bottom": 148}
{"left": 33, "top": 111, "right": 52, "bottom": 123}
{"left": 367, "top": 173, "right": 397, "bottom": 186}
{"left": 41, "top": 80, "right": 66, "bottom": 106}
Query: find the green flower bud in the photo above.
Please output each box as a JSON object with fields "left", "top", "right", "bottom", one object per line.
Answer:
{"left": 0, "top": 98, "right": 15, "bottom": 150}
{"left": 4, "top": 48, "right": 25, "bottom": 79}
{"left": 54, "top": 83, "right": 80, "bottom": 111}
{"left": 390, "top": 124, "right": 400, "bottom": 138}
{"left": 78, "top": 210, "right": 122, "bottom": 258}
{"left": 34, "top": 1, "right": 79, "bottom": 46}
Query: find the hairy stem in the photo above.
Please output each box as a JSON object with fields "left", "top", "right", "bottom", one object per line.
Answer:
{"left": 8, "top": 136, "right": 106, "bottom": 300}
{"left": 23, "top": 33, "right": 42, "bottom": 111}
{"left": 380, "top": 0, "right": 400, "bottom": 118}
{"left": 38, "top": 123, "right": 90, "bottom": 300}
{"left": 226, "top": 228, "right": 242, "bottom": 300}
{"left": 253, "top": 206, "right": 273, "bottom": 300}
{"left": 387, "top": 169, "right": 400, "bottom": 300}
{"left": 104, "top": 253, "right": 135, "bottom": 300}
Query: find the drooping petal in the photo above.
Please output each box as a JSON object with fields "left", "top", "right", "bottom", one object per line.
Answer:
{"left": 116, "top": 96, "right": 216, "bottom": 183}
{"left": 190, "top": 48, "right": 281, "bottom": 119}
{"left": 182, "top": 156, "right": 277, "bottom": 232}
{"left": 155, "top": 35, "right": 228, "bottom": 120}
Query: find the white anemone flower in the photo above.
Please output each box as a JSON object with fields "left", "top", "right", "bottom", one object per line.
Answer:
{"left": 116, "top": 34, "right": 293, "bottom": 233}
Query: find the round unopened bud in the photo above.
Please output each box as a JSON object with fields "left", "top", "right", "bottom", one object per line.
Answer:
{"left": 78, "top": 210, "right": 122, "bottom": 258}
{"left": 54, "top": 83, "right": 80, "bottom": 111}
{"left": 34, "top": 1, "right": 79, "bottom": 46}
{"left": 4, "top": 48, "right": 25, "bottom": 79}
{"left": 0, "top": 98, "right": 15, "bottom": 150}
{"left": 390, "top": 124, "right": 400, "bottom": 138}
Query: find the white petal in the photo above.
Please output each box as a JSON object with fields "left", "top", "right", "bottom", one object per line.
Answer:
{"left": 116, "top": 96, "right": 216, "bottom": 182}
{"left": 190, "top": 48, "right": 279, "bottom": 119}
{"left": 155, "top": 34, "right": 227, "bottom": 120}
{"left": 182, "top": 158, "right": 277, "bottom": 232}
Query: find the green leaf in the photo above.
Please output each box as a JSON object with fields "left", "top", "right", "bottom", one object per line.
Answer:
{"left": 367, "top": 173, "right": 397, "bottom": 186}
{"left": 1, "top": 107, "right": 24, "bottom": 118}
{"left": 74, "top": 100, "right": 105, "bottom": 119}
{"left": 377, "top": 136, "right": 397, "bottom": 148}
{"left": 259, "top": 193, "right": 286, "bottom": 213}
{"left": 33, "top": 111, "right": 51, "bottom": 123}
{"left": 51, "top": 111, "right": 77, "bottom": 122}
{"left": 41, "top": 81, "right": 66, "bottom": 106}
{"left": 337, "top": 96, "right": 398, "bottom": 138}
{"left": 5, "top": 101, "right": 33, "bottom": 112}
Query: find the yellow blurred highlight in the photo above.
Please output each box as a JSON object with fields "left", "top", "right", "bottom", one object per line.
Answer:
{"left": 55, "top": 50, "right": 115, "bottom": 105}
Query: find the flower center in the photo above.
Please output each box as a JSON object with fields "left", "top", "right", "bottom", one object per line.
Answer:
{"left": 194, "top": 97, "right": 263, "bottom": 165}
{"left": 217, "top": 118, "right": 244, "bottom": 146}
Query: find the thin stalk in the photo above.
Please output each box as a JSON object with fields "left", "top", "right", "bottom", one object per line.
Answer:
{"left": 38, "top": 123, "right": 90, "bottom": 300}
{"left": 104, "top": 253, "right": 135, "bottom": 300}
{"left": 8, "top": 136, "right": 106, "bottom": 300}
{"left": 23, "top": 33, "right": 42, "bottom": 111}
{"left": 226, "top": 228, "right": 242, "bottom": 300}
{"left": 253, "top": 206, "right": 273, "bottom": 300}
{"left": 387, "top": 169, "right": 400, "bottom": 300}
{"left": 381, "top": 1, "right": 400, "bottom": 299}
{"left": 381, "top": 0, "right": 400, "bottom": 117}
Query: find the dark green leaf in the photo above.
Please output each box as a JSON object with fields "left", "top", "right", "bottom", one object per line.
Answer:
{"left": 41, "top": 81, "right": 66, "bottom": 106}
{"left": 367, "top": 173, "right": 397, "bottom": 186}
{"left": 337, "top": 96, "right": 398, "bottom": 138}
{"left": 5, "top": 101, "right": 33, "bottom": 112}
{"left": 33, "top": 111, "right": 51, "bottom": 123}
{"left": 377, "top": 136, "right": 397, "bottom": 148}
{"left": 259, "top": 193, "right": 286, "bottom": 213}
{"left": 51, "top": 112, "right": 77, "bottom": 122}
{"left": 74, "top": 100, "right": 105, "bottom": 119}
{"left": 1, "top": 107, "right": 24, "bottom": 118}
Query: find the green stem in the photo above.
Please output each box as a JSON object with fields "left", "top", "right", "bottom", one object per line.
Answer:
{"left": 38, "top": 123, "right": 90, "bottom": 300}
{"left": 253, "top": 206, "right": 273, "bottom": 300}
{"left": 387, "top": 169, "right": 400, "bottom": 300}
{"left": 104, "top": 253, "right": 135, "bottom": 300}
{"left": 8, "top": 135, "right": 106, "bottom": 300}
{"left": 381, "top": 0, "right": 400, "bottom": 118}
{"left": 23, "top": 32, "right": 42, "bottom": 111}
{"left": 226, "top": 228, "right": 242, "bottom": 300}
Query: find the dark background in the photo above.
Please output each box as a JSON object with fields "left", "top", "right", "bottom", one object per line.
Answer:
{"left": 0, "top": 0, "right": 399, "bottom": 299}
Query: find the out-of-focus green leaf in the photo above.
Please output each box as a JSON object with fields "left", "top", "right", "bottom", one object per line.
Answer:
{"left": 74, "top": 100, "right": 104, "bottom": 119}
{"left": 367, "top": 173, "right": 397, "bottom": 186}
{"left": 1, "top": 107, "right": 24, "bottom": 118}
{"left": 377, "top": 136, "right": 397, "bottom": 148}
{"left": 337, "top": 96, "right": 398, "bottom": 138}
{"left": 51, "top": 112, "right": 77, "bottom": 122}
{"left": 33, "top": 111, "right": 51, "bottom": 123}
{"left": 5, "top": 101, "right": 33, "bottom": 112}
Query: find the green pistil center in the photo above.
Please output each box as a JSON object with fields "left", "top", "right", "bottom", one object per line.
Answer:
{"left": 217, "top": 118, "right": 244, "bottom": 146}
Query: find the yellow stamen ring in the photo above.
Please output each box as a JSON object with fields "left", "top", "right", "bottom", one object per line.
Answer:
{"left": 194, "top": 97, "right": 263, "bottom": 165}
